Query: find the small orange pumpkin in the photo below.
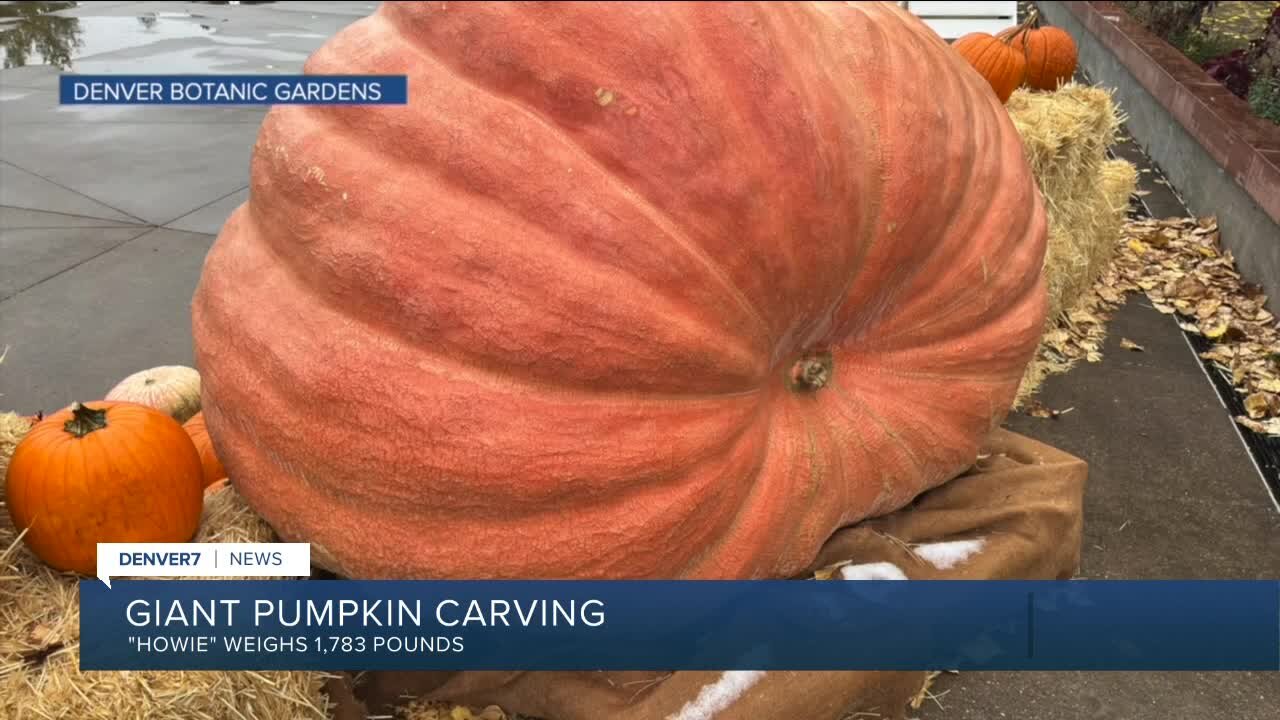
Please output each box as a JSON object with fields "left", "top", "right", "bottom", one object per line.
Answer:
{"left": 183, "top": 411, "right": 227, "bottom": 489}
{"left": 953, "top": 32, "right": 1027, "bottom": 103}
{"left": 1003, "top": 22, "right": 1078, "bottom": 91}
{"left": 4, "top": 401, "right": 204, "bottom": 575}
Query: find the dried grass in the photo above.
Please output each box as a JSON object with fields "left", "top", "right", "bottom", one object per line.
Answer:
{"left": 0, "top": 447, "right": 336, "bottom": 720}
{"left": 0, "top": 412, "right": 31, "bottom": 466}
{"left": 1007, "top": 83, "right": 1139, "bottom": 403}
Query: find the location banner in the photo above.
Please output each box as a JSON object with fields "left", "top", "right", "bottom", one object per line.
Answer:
{"left": 78, "top": 580, "right": 1279, "bottom": 672}
{"left": 59, "top": 75, "right": 409, "bottom": 105}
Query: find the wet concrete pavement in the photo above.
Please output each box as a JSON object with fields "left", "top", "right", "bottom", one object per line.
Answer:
{"left": 1, "top": 2, "right": 1277, "bottom": 719}
{"left": 1, "top": 1, "right": 371, "bottom": 406}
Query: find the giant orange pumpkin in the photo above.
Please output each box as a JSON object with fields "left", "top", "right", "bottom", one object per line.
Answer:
{"left": 191, "top": 2, "right": 1048, "bottom": 580}
{"left": 5, "top": 401, "right": 204, "bottom": 575}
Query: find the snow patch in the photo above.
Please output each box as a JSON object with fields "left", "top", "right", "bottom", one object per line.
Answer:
{"left": 839, "top": 562, "right": 909, "bottom": 581}
{"left": 913, "top": 538, "right": 985, "bottom": 570}
{"left": 667, "top": 670, "right": 767, "bottom": 720}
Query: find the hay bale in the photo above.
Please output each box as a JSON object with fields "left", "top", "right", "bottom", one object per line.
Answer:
{"left": 0, "top": 475, "right": 335, "bottom": 720}
{"left": 1039, "top": 158, "right": 1138, "bottom": 324}
{"left": 1008, "top": 83, "right": 1121, "bottom": 194}
{"left": 0, "top": 412, "right": 31, "bottom": 483}
{"left": 1007, "top": 83, "right": 1139, "bottom": 401}
{"left": 1008, "top": 82, "right": 1136, "bottom": 321}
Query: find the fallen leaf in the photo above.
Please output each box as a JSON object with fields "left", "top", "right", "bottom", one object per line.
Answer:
{"left": 1245, "top": 392, "right": 1276, "bottom": 419}
{"left": 1195, "top": 298, "right": 1223, "bottom": 319}
{"left": 1068, "top": 308, "right": 1101, "bottom": 325}
{"left": 1228, "top": 298, "right": 1257, "bottom": 316}
{"left": 1200, "top": 346, "right": 1233, "bottom": 362}
{"left": 1127, "top": 239, "right": 1149, "bottom": 255}
{"left": 1236, "top": 415, "right": 1280, "bottom": 436}
{"left": 1024, "top": 400, "right": 1074, "bottom": 419}
{"left": 1120, "top": 338, "right": 1144, "bottom": 352}
{"left": 1171, "top": 277, "right": 1208, "bottom": 300}
{"left": 1202, "top": 320, "right": 1230, "bottom": 339}
{"left": 1045, "top": 328, "right": 1071, "bottom": 346}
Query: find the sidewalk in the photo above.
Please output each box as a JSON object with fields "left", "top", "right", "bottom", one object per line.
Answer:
{"left": 1, "top": 1, "right": 370, "bottom": 409}
{"left": 919, "top": 299, "right": 1280, "bottom": 720}
{"left": 919, "top": 141, "right": 1280, "bottom": 719}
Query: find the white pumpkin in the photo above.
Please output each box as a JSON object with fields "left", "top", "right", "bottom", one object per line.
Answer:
{"left": 104, "top": 365, "right": 202, "bottom": 423}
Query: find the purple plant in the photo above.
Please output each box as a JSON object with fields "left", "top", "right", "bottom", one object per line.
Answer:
{"left": 1204, "top": 49, "right": 1253, "bottom": 98}
{"left": 1199, "top": 5, "right": 1280, "bottom": 101}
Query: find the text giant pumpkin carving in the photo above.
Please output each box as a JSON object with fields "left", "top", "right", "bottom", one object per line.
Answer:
{"left": 191, "top": 1, "right": 1048, "bottom": 580}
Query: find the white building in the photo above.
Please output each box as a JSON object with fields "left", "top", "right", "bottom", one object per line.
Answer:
{"left": 898, "top": 1, "right": 1021, "bottom": 39}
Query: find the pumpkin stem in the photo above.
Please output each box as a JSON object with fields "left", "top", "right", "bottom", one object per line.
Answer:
{"left": 64, "top": 402, "right": 108, "bottom": 438}
{"left": 1003, "top": 9, "right": 1039, "bottom": 44}
{"left": 788, "top": 351, "right": 834, "bottom": 393}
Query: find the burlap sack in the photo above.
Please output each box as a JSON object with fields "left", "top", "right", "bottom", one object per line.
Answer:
{"left": 329, "top": 429, "right": 1086, "bottom": 720}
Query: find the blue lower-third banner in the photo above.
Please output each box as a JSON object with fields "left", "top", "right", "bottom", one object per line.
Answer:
{"left": 78, "top": 580, "right": 1280, "bottom": 671}
{"left": 59, "top": 75, "right": 408, "bottom": 105}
